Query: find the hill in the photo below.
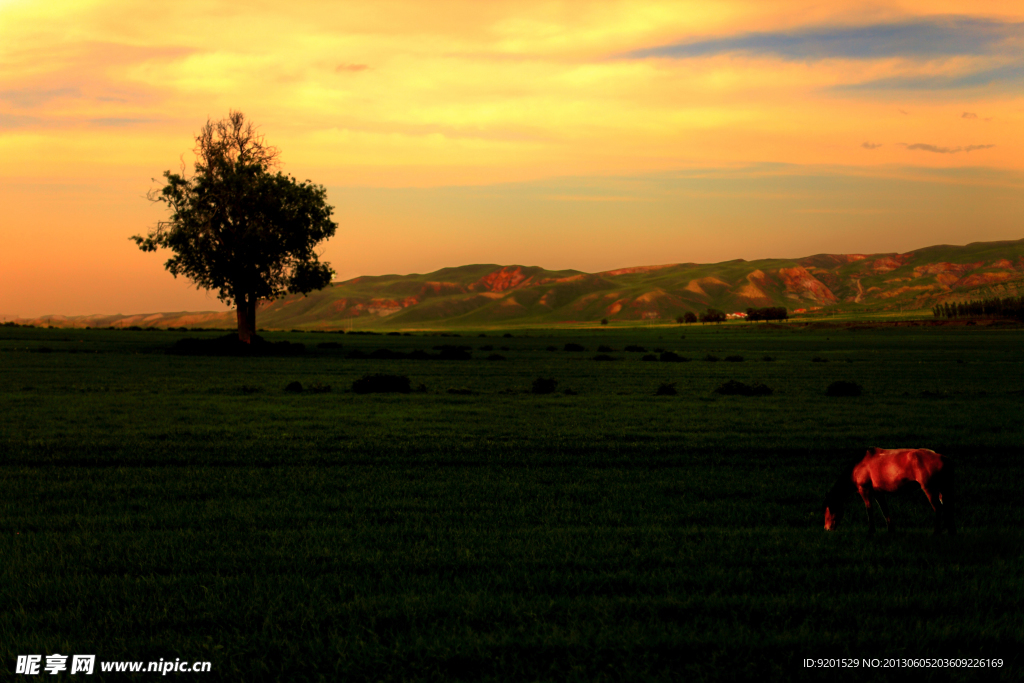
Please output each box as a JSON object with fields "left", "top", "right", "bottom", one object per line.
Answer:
{"left": 20, "top": 238, "right": 1024, "bottom": 329}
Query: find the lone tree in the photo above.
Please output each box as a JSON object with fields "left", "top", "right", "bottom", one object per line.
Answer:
{"left": 132, "top": 111, "right": 337, "bottom": 343}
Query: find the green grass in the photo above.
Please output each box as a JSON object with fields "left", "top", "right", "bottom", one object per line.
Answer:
{"left": 1, "top": 324, "right": 1023, "bottom": 681}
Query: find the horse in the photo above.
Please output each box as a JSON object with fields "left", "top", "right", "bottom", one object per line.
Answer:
{"left": 823, "top": 448, "right": 955, "bottom": 534}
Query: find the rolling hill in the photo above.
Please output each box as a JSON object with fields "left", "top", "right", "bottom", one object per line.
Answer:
{"left": 20, "top": 238, "right": 1024, "bottom": 329}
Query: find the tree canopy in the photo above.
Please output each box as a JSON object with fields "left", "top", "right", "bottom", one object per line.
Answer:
{"left": 132, "top": 111, "right": 336, "bottom": 343}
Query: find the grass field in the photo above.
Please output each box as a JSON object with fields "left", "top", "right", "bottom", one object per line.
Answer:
{"left": 1, "top": 322, "right": 1022, "bottom": 681}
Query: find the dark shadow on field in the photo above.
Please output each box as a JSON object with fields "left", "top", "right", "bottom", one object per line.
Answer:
{"left": 166, "top": 334, "right": 304, "bottom": 356}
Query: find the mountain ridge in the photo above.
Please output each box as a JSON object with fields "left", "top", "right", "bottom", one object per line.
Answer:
{"left": 17, "top": 238, "right": 1024, "bottom": 329}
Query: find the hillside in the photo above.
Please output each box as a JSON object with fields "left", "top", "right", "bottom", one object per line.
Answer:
{"left": 21, "top": 238, "right": 1024, "bottom": 329}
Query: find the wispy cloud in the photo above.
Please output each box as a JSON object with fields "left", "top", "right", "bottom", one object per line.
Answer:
{"left": 0, "top": 87, "right": 81, "bottom": 108}
{"left": 837, "top": 62, "right": 1024, "bottom": 92}
{"left": 622, "top": 17, "right": 1024, "bottom": 61}
{"left": 904, "top": 143, "right": 995, "bottom": 154}
{"left": 861, "top": 142, "right": 882, "bottom": 149}
{"left": 336, "top": 63, "right": 369, "bottom": 72}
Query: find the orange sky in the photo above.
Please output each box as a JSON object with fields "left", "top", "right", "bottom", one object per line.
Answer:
{"left": 2, "top": 1, "right": 1022, "bottom": 317}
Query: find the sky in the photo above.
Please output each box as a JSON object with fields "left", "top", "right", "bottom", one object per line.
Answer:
{"left": 1, "top": 1, "right": 1022, "bottom": 317}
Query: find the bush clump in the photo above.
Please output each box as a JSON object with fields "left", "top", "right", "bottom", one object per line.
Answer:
{"left": 826, "top": 381, "right": 862, "bottom": 397}
{"left": 563, "top": 343, "right": 586, "bottom": 352}
{"left": 352, "top": 374, "right": 411, "bottom": 394}
{"left": 659, "top": 351, "right": 688, "bottom": 363}
{"left": 597, "top": 345, "right": 615, "bottom": 352}
{"left": 592, "top": 354, "right": 617, "bottom": 361}
{"left": 531, "top": 377, "right": 558, "bottom": 394}
{"left": 625, "top": 345, "right": 647, "bottom": 353}
{"left": 655, "top": 382, "right": 677, "bottom": 396}
{"left": 812, "top": 356, "right": 828, "bottom": 363}
{"left": 641, "top": 354, "right": 657, "bottom": 362}
{"left": 725, "top": 355, "right": 744, "bottom": 362}
{"left": 703, "top": 354, "right": 719, "bottom": 362}
{"left": 285, "top": 381, "right": 303, "bottom": 392}
{"left": 714, "top": 380, "right": 773, "bottom": 396}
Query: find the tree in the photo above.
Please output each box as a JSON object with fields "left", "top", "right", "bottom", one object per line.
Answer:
{"left": 699, "top": 308, "right": 726, "bottom": 324}
{"left": 132, "top": 111, "right": 337, "bottom": 343}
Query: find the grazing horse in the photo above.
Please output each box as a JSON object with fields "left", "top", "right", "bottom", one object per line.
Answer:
{"left": 824, "top": 448, "right": 955, "bottom": 534}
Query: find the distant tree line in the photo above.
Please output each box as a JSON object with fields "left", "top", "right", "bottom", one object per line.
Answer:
{"left": 746, "top": 306, "right": 788, "bottom": 322}
{"left": 699, "top": 308, "right": 726, "bottom": 324}
{"left": 932, "top": 296, "right": 1024, "bottom": 321}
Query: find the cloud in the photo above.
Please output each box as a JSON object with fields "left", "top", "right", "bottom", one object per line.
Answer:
{"left": 904, "top": 143, "right": 995, "bottom": 154}
{"left": 836, "top": 62, "right": 1024, "bottom": 92}
{"left": 336, "top": 64, "right": 369, "bottom": 72}
{"left": 961, "top": 112, "right": 978, "bottom": 119}
{"left": 0, "top": 87, "right": 81, "bottom": 108}
{"left": 861, "top": 142, "right": 882, "bottom": 149}
{"left": 621, "top": 17, "right": 1023, "bottom": 61}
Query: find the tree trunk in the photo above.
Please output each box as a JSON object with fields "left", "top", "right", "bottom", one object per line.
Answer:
{"left": 235, "top": 295, "right": 257, "bottom": 344}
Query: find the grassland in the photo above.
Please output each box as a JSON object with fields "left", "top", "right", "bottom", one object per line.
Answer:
{"left": 1, "top": 322, "right": 1023, "bottom": 681}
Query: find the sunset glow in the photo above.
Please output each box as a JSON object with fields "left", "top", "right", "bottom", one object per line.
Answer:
{"left": 2, "top": 1, "right": 1022, "bottom": 317}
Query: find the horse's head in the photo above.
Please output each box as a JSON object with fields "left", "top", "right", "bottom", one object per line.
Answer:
{"left": 823, "top": 490, "right": 845, "bottom": 530}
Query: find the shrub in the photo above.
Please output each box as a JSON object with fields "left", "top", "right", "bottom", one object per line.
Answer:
{"left": 762, "top": 356, "right": 775, "bottom": 362}
{"left": 725, "top": 355, "right": 744, "bottom": 362}
{"left": 683, "top": 312, "right": 698, "bottom": 324}
{"left": 503, "top": 333, "right": 513, "bottom": 338}
{"left": 592, "top": 354, "right": 617, "bottom": 361}
{"left": 531, "top": 377, "right": 558, "bottom": 394}
{"left": 641, "top": 354, "right": 657, "bottom": 362}
{"left": 714, "top": 380, "right": 773, "bottom": 396}
{"left": 659, "top": 351, "right": 687, "bottom": 363}
{"left": 624, "top": 345, "right": 647, "bottom": 353}
{"left": 563, "top": 343, "right": 586, "bottom": 352}
{"left": 600, "top": 318, "right": 609, "bottom": 325}
{"left": 352, "top": 374, "right": 411, "bottom": 394}
{"left": 597, "top": 345, "right": 614, "bottom": 352}
{"left": 812, "top": 356, "right": 829, "bottom": 363}
{"left": 480, "top": 345, "right": 494, "bottom": 351}
{"left": 826, "top": 381, "right": 862, "bottom": 397}
{"left": 655, "top": 382, "right": 677, "bottom": 396}
{"left": 546, "top": 346, "right": 558, "bottom": 352}
{"left": 703, "top": 354, "right": 719, "bottom": 362}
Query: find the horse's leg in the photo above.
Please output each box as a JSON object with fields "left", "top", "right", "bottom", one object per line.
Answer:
{"left": 858, "top": 487, "right": 875, "bottom": 533}
{"left": 921, "top": 485, "right": 943, "bottom": 535}
{"left": 873, "top": 493, "right": 893, "bottom": 532}
{"left": 940, "top": 469, "right": 956, "bottom": 535}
